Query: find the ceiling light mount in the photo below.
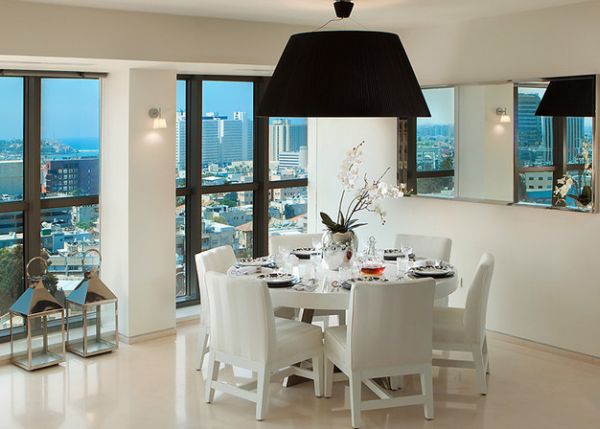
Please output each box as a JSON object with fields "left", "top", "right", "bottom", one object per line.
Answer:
{"left": 333, "top": 0, "right": 354, "bottom": 19}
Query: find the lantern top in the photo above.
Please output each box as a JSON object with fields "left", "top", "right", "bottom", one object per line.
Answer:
{"left": 10, "top": 279, "right": 63, "bottom": 316}
{"left": 66, "top": 250, "right": 116, "bottom": 306}
{"left": 67, "top": 270, "right": 117, "bottom": 306}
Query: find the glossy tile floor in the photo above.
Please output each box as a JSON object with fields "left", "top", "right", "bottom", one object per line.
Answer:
{"left": 0, "top": 324, "right": 599, "bottom": 429}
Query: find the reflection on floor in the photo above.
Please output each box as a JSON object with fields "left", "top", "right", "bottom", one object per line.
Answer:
{"left": 0, "top": 323, "right": 599, "bottom": 429}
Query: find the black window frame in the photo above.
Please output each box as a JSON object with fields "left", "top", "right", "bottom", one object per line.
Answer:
{"left": 0, "top": 72, "right": 103, "bottom": 342}
{"left": 176, "top": 75, "right": 308, "bottom": 307}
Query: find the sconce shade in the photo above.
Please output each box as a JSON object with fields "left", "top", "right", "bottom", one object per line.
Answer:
{"left": 535, "top": 75, "right": 596, "bottom": 117}
{"left": 257, "top": 31, "right": 431, "bottom": 118}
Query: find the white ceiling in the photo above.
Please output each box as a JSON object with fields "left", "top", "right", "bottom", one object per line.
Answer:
{"left": 15, "top": 0, "right": 597, "bottom": 29}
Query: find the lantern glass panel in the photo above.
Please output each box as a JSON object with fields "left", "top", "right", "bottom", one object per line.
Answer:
{"left": 68, "top": 302, "right": 117, "bottom": 356}
{"left": 12, "top": 310, "right": 65, "bottom": 370}
{"left": 29, "top": 312, "right": 65, "bottom": 368}
{"left": 10, "top": 314, "right": 28, "bottom": 362}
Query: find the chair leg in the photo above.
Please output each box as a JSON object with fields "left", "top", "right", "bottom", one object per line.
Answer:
{"left": 349, "top": 371, "right": 362, "bottom": 429}
{"left": 324, "top": 358, "right": 334, "bottom": 398}
{"left": 472, "top": 344, "right": 488, "bottom": 395}
{"left": 389, "top": 375, "right": 404, "bottom": 391}
{"left": 256, "top": 365, "right": 271, "bottom": 421}
{"left": 312, "top": 353, "right": 324, "bottom": 397}
{"left": 197, "top": 326, "right": 209, "bottom": 371}
{"left": 205, "top": 355, "right": 219, "bottom": 403}
{"left": 483, "top": 336, "right": 490, "bottom": 374}
{"left": 420, "top": 366, "right": 434, "bottom": 420}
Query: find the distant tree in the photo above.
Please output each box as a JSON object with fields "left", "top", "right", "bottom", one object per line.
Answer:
{"left": 440, "top": 158, "right": 454, "bottom": 170}
{"left": 0, "top": 245, "right": 59, "bottom": 316}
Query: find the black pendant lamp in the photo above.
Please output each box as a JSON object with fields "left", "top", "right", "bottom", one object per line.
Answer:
{"left": 535, "top": 75, "right": 596, "bottom": 117}
{"left": 256, "top": 0, "right": 430, "bottom": 118}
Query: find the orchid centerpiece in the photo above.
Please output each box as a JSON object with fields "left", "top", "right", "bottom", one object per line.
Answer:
{"left": 320, "top": 141, "right": 408, "bottom": 233}
{"left": 554, "top": 140, "right": 593, "bottom": 210}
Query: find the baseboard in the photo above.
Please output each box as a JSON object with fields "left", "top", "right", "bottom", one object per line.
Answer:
{"left": 119, "top": 327, "right": 176, "bottom": 345}
{"left": 488, "top": 330, "right": 600, "bottom": 366}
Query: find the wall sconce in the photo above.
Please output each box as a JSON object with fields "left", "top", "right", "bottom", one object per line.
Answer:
{"left": 149, "top": 108, "right": 167, "bottom": 129}
{"left": 496, "top": 107, "right": 511, "bottom": 123}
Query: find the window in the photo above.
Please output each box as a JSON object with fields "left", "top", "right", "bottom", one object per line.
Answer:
{"left": 175, "top": 77, "right": 308, "bottom": 306}
{"left": 0, "top": 75, "right": 101, "bottom": 340}
{"left": 515, "top": 82, "right": 594, "bottom": 209}
{"left": 410, "top": 87, "right": 456, "bottom": 197}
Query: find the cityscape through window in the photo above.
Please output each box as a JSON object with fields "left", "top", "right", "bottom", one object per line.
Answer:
{"left": 0, "top": 76, "right": 101, "bottom": 337}
{"left": 175, "top": 77, "right": 309, "bottom": 305}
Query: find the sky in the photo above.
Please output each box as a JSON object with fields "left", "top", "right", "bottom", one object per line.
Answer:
{"left": 0, "top": 77, "right": 100, "bottom": 140}
{"left": 0, "top": 77, "right": 310, "bottom": 141}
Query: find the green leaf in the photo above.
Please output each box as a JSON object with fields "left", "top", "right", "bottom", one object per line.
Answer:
{"left": 348, "top": 223, "right": 367, "bottom": 231}
{"left": 338, "top": 211, "right": 345, "bottom": 227}
{"left": 320, "top": 212, "right": 337, "bottom": 228}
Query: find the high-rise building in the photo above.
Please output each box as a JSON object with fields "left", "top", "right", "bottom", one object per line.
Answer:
{"left": 44, "top": 158, "right": 99, "bottom": 196}
{"left": 566, "top": 117, "right": 585, "bottom": 162}
{"left": 176, "top": 110, "right": 186, "bottom": 174}
{"left": 269, "top": 119, "right": 291, "bottom": 161}
{"left": 517, "top": 93, "right": 543, "bottom": 166}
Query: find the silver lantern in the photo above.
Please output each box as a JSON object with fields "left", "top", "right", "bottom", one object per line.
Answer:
{"left": 66, "top": 249, "right": 118, "bottom": 357}
{"left": 10, "top": 257, "right": 66, "bottom": 371}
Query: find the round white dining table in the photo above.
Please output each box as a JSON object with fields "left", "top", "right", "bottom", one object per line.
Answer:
{"left": 246, "top": 260, "right": 458, "bottom": 312}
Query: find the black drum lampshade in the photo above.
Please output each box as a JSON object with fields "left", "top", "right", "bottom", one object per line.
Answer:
{"left": 535, "top": 75, "right": 596, "bottom": 117}
{"left": 256, "top": 2, "right": 430, "bottom": 118}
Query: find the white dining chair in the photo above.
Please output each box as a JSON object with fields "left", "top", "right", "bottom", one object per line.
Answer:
{"left": 194, "top": 245, "right": 294, "bottom": 371}
{"left": 269, "top": 233, "right": 346, "bottom": 327}
{"left": 324, "top": 278, "right": 436, "bottom": 429}
{"left": 394, "top": 233, "right": 452, "bottom": 262}
{"left": 204, "top": 271, "right": 324, "bottom": 421}
{"left": 432, "top": 253, "right": 495, "bottom": 395}
{"left": 269, "top": 233, "right": 323, "bottom": 255}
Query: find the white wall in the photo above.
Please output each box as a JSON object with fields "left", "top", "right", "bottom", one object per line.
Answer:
{"left": 101, "top": 69, "right": 177, "bottom": 340}
{"left": 457, "top": 83, "right": 513, "bottom": 202}
{"left": 311, "top": 1, "right": 600, "bottom": 357}
{"left": 0, "top": 0, "right": 308, "bottom": 65}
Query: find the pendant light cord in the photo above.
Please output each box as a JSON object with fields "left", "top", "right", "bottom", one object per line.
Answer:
{"left": 315, "top": 17, "right": 342, "bottom": 31}
{"left": 314, "top": 16, "right": 370, "bottom": 32}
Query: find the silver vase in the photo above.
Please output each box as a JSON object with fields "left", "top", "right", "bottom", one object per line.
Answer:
{"left": 321, "top": 230, "right": 358, "bottom": 271}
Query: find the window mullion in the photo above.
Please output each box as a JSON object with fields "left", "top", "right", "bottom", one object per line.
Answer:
{"left": 23, "top": 76, "right": 42, "bottom": 268}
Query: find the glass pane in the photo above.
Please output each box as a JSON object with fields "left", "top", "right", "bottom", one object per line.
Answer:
{"left": 269, "top": 118, "right": 308, "bottom": 180}
{"left": 516, "top": 85, "right": 553, "bottom": 167}
{"left": 176, "top": 196, "right": 187, "bottom": 298}
{"left": 176, "top": 80, "right": 187, "bottom": 188}
{"left": 417, "top": 88, "right": 455, "bottom": 172}
{"left": 201, "top": 81, "right": 254, "bottom": 186}
{"left": 0, "top": 77, "right": 24, "bottom": 202}
{"left": 268, "top": 187, "right": 308, "bottom": 236}
{"left": 41, "top": 205, "right": 100, "bottom": 302}
{"left": 417, "top": 176, "right": 455, "bottom": 198}
{"left": 41, "top": 78, "right": 100, "bottom": 198}
{"left": 201, "top": 192, "right": 253, "bottom": 258}
{"left": 517, "top": 172, "right": 553, "bottom": 205}
{"left": 566, "top": 116, "right": 594, "bottom": 164}
{"left": 0, "top": 212, "right": 24, "bottom": 331}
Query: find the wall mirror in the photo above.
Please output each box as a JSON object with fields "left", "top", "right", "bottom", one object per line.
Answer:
{"left": 398, "top": 75, "right": 597, "bottom": 212}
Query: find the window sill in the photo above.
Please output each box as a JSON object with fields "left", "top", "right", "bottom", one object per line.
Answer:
{"left": 0, "top": 305, "right": 203, "bottom": 365}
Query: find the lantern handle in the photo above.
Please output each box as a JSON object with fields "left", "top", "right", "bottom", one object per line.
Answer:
{"left": 82, "top": 249, "right": 102, "bottom": 272}
{"left": 25, "top": 256, "right": 48, "bottom": 281}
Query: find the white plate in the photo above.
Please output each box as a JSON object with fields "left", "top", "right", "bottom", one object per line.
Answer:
{"left": 237, "top": 257, "right": 274, "bottom": 267}
{"left": 291, "top": 247, "right": 321, "bottom": 258}
{"left": 229, "top": 266, "right": 274, "bottom": 276}
{"left": 383, "top": 248, "right": 412, "bottom": 259}
{"left": 409, "top": 260, "right": 454, "bottom": 277}
{"left": 257, "top": 272, "right": 297, "bottom": 285}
